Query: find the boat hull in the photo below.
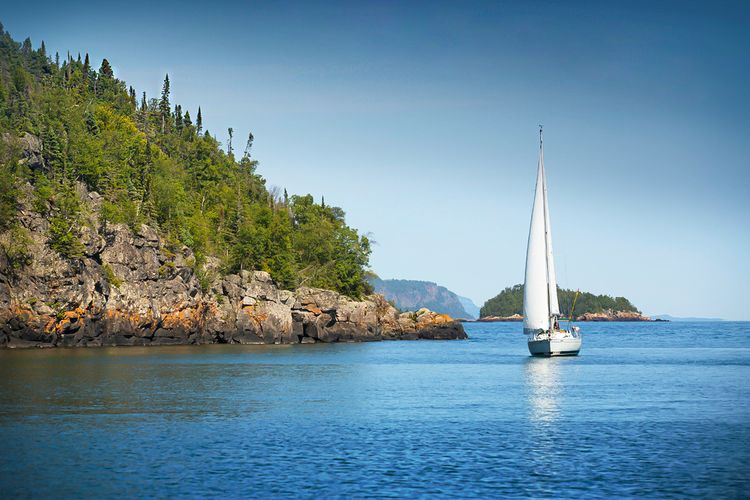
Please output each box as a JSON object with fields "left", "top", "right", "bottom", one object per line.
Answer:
{"left": 528, "top": 335, "right": 581, "bottom": 357}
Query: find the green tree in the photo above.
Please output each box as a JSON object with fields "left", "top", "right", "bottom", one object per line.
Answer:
{"left": 99, "top": 58, "right": 113, "bottom": 77}
{"left": 174, "top": 104, "right": 183, "bottom": 130}
{"left": 243, "top": 132, "right": 254, "bottom": 158}
{"left": 159, "top": 74, "right": 170, "bottom": 133}
{"left": 48, "top": 182, "right": 84, "bottom": 259}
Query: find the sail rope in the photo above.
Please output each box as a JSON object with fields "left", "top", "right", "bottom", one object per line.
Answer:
{"left": 568, "top": 289, "right": 581, "bottom": 331}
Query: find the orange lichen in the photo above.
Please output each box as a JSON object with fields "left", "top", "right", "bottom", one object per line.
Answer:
{"left": 301, "top": 303, "right": 322, "bottom": 315}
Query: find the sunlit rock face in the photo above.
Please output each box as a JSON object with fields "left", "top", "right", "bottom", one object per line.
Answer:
{"left": 0, "top": 184, "right": 466, "bottom": 348}
{"left": 576, "top": 311, "right": 651, "bottom": 321}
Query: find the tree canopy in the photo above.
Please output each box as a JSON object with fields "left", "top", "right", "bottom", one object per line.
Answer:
{"left": 0, "top": 26, "right": 373, "bottom": 297}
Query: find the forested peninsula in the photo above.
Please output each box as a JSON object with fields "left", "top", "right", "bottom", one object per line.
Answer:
{"left": 0, "top": 27, "right": 465, "bottom": 347}
{"left": 479, "top": 284, "right": 651, "bottom": 321}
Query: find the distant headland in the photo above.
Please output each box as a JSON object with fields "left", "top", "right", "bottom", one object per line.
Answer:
{"left": 368, "top": 278, "right": 478, "bottom": 320}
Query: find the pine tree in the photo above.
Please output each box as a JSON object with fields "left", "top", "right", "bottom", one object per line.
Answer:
{"left": 141, "top": 139, "right": 155, "bottom": 219}
{"left": 82, "top": 53, "right": 90, "bottom": 84}
{"left": 227, "top": 127, "right": 233, "bottom": 154}
{"left": 41, "top": 125, "right": 64, "bottom": 174}
{"left": 40, "top": 41, "right": 46, "bottom": 57}
{"left": 175, "top": 104, "right": 183, "bottom": 130}
{"left": 184, "top": 110, "right": 192, "bottom": 128}
{"left": 22, "top": 38, "right": 31, "bottom": 54}
{"left": 84, "top": 109, "right": 99, "bottom": 134}
{"left": 159, "top": 74, "right": 170, "bottom": 133}
{"left": 196, "top": 106, "right": 202, "bottom": 134}
{"left": 244, "top": 132, "right": 254, "bottom": 159}
{"left": 64, "top": 53, "right": 72, "bottom": 85}
{"left": 55, "top": 51, "right": 59, "bottom": 67}
{"left": 99, "top": 59, "right": 113, "bottom": 77}
{"left": 140, "top": 92, "right": 147, "bottom": 112}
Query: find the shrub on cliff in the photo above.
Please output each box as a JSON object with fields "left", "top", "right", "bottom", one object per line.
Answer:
{"left": 47, "top": 182, "right": 85, "bottom": 259}
{"left": 0, "top": 224, "right": 32, "bottom": 272}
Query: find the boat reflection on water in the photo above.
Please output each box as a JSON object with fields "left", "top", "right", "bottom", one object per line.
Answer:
{"left": 523, "top": 357, "right": 565, "bottom": 471}
{"left": 524, "top": 357, "right": 562, "bottom": 424}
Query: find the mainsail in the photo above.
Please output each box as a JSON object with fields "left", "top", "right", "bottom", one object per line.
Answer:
{"left": 541, "top": 148, "right": 560, "bottom": 316}
{"left": 523, "top": 128, "right": 559, "bottom": 334}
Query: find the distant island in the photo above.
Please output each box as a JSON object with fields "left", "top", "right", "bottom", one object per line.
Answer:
{"left": 369, "top": 278, "right": 478, "bottom": 319}
{"left": 479, "top": 284, "right": 651, "bottom": 322}
{"left": 651, "top": 314, "right": 723, "bottom": 322}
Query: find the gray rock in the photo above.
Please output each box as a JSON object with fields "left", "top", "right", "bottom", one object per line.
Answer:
{"left": 0, "top": 183, "right": 466, "bottom": 348}
{"left": 18, "top": 133, "right": 46, "bottom": 172}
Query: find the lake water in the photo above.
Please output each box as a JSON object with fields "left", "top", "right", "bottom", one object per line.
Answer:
{"left": 1, "top": 321, "right": 748, "bottom": 498}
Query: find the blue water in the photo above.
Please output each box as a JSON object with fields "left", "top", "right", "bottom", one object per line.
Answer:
{"left": 1, "top": 321, "right": 748, "bottom": 498}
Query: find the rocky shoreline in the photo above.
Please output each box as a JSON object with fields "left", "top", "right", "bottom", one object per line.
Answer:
{"left": 0, "top": 184, "right": 466, "bottom": 348}
{"left": 475, "top": 310, "right": 652, "bottom": 322}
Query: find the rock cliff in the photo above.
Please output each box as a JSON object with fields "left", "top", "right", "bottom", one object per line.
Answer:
{"left": 0, "top": 184, "right": 466, "bottom": 348}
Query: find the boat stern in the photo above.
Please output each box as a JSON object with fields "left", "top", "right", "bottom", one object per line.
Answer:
{"left": 527, "top": 333, "right": 581, "bottom": 357}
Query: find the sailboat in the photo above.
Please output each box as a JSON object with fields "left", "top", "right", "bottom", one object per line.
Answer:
{"left": 523, "top": 127, "right": 582, "bottom": 356}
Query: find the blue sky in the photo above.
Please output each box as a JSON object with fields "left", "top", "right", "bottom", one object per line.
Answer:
{"left": 3, "top": 1, "right": 749, "bottom": 318}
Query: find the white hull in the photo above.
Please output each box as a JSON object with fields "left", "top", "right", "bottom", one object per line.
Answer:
{"left": 528, "top": 332, "right": 581, "bottom": 357}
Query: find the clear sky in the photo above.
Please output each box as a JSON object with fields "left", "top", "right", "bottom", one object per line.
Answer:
{"left": 3, "top": 1, "right": 749, "bottom": 319}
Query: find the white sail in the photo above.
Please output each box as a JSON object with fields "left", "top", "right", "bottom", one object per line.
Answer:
{"left": 541, "top": 154, "right": 560, "bottom": 316}
{"left": 523, "top": 140, "right": 550, "bottom": 334}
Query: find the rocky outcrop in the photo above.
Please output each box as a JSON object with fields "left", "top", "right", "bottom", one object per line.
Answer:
{"left": 0, "top": 184, "right": 466, "bottom": 348}
{"left": 477, "top": 314, "right": 524, "bottom": 322}
{"left": 576, "top": 310, "right": 651, "bottom": 322}
{"left": 2, "top": 132, "right": 46, "bottom": 172}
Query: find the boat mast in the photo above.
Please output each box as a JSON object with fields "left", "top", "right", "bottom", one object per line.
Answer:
{"left": 539, "top": 125, "right": 554, "bottom": 331}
